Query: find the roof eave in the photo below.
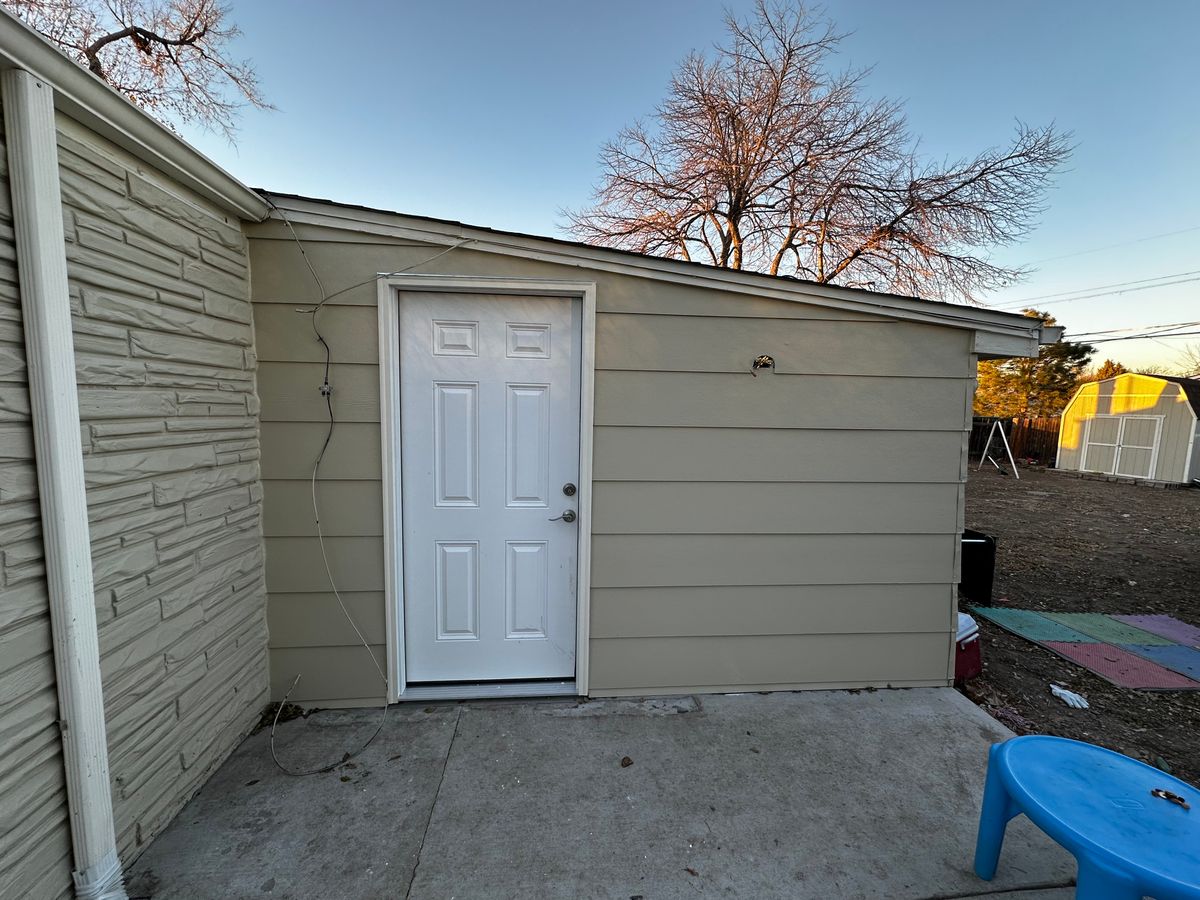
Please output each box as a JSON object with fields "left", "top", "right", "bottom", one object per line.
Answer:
{"left": 256, "top": 192, "right": 1044, "bottom": 358}
{"left": 0, "top": 8, "right": 268, "bottom": 222}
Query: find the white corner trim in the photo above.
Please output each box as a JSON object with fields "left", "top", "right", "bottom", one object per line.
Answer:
{"left": 1183, "top": 421, "right": 1198, "bottom": 484}
{"left": 377, "top": 275, "right": 597, "bottom": 701}
{"left": 1054, "top": 407, "right": 1067, "bottom": 470}
{"left": 1, "top": 69, "right": 127, "bottom": 898}
{"left": 1183, "top": 378, "right": 1199, "bottom": 483}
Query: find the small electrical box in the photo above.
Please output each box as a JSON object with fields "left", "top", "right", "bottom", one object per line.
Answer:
{"left": 751, "top": 355, "right": 775, "bottom": 376}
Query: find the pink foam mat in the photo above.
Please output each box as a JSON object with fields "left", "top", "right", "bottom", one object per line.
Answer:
{"left": 1042, "top": 641, "right": 1200, "bottom": 690}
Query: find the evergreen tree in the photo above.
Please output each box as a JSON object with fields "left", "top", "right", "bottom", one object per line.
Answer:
{"left": 975, "top": 311, "right": 1094, "bottom": 417}
{"left": 1077, "top": 359, "right": 1129, "bottom": 384}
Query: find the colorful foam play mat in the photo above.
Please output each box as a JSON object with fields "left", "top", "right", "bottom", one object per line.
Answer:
{"left": 970, "top": 609, "right": 1200, "bottom": 690}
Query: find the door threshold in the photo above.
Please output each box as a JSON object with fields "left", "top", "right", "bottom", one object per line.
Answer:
{"left": 399, "top": 680, "right": 579, "bottom": 702}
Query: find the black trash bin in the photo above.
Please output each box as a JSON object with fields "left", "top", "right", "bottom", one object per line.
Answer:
{"left": 959, "top": 529, "right": 996, "bottom": 605}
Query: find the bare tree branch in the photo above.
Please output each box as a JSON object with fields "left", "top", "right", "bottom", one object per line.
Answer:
{"left": 565, "top": 0, "right": 1071, "bottom": 303}
{"left": 1172, "top": 343, "right": 1200, "bottom": 377}
{"left": 5, "top": 0, "right": 269, "bottom": 140}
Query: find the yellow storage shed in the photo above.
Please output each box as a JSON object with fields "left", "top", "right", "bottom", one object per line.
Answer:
{"left": 1057, "top": 373, "right": 1200, "bottom": 484}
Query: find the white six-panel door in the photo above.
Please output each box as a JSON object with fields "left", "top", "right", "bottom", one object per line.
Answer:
{"left": 399, "top": 292, "right": 581, "bottom": 682}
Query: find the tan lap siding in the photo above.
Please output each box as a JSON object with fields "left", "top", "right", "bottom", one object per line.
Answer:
{"left": 596, "top": 313, "right": 969, "bottom": 376}
{"left": 254, "top": 295, "right": 386, "bottom": 702}
{"left": 591, "top": 584, "right": 951, "bottom": 638}
{"left": 593, "top": 427, "right": 963, "bottom": 482}
{"left": 249, "top": 223, "right": 972, "bottom": 702}
{"left": 1056, "top": 384, "right": 1087, "bottom": 471}
{"left": 591, "top": 633, "right": 953, "bottom": 694}
{"left": 253, "top": 229, "right": 408, "bottom": 704}
{"left": 589, "top": 306, "right": 970, "bottom": 694}
{"left": 58, "top": 116, "right": 268, "bottom": 859}
{"left": 0, "top": 108, "right": 75, "bottom": 900}
{"left": 593, "top": 483, "right": 960, "bottom": 534}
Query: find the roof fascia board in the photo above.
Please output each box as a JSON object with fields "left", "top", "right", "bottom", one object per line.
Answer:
{"left": 0, "top": 8, "right": 268, "bottom": 222}
{"left": 974, "top": 330, "right": 1039, "bottom": 359}
{"left": 259, "top": 196, "right": 1042, "bottom": 348}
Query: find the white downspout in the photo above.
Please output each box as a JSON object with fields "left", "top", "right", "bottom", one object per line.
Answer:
{"left": 1, "top": 69, "right": 127, "bottom": 900}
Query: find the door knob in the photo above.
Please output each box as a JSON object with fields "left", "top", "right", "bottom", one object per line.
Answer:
{"left": 549, "top": 509, "right": 577, "bottom": 523}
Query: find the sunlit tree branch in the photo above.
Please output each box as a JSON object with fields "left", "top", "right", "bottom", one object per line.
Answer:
{"left": 566, "top": 0, "right": 1071, "bottom": 303}
{"left": 5, "top": 0, "right": 269, "bottom": 140}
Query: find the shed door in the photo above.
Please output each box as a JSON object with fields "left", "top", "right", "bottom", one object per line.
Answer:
{"left": 399, "top": 292, "right": 581, "bottom": 683}
{"left": 1113, "top": 416, "right": 1161, "bottom": 479}
{"left": 1082, "top": 415, "right": 1161, "bottom": 478}
{"left": 1081, "top": 416, "right": 1119, "bottom": 473}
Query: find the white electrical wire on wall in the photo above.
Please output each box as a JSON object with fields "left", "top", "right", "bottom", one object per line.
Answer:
{"left": 262, "top": 197, "right": 471, "bottom": 774}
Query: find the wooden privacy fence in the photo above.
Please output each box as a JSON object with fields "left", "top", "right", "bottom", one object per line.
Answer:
{"left": 970, "top": 416, "right": 1061, "bottom": 465}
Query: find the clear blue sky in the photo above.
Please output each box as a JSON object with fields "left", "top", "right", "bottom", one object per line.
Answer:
{"left": 180, "top": 1, "right": 1200, "bottom": 371}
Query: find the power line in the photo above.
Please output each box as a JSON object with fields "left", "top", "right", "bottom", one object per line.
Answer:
{"left": 992, "top": 275, "right": 1200, "bottom": 310}
{"left": 1021, "top": 223, "right": 1200, "bottom": 266}
{"left": 1081, "top": 329, "right": 1200, "bottom": 345}
{"left": 990, "top": 268, "right": 1200, "bottom": 306}
{"left": 1067, "top": 320, "right": 1200, "bottom": 339}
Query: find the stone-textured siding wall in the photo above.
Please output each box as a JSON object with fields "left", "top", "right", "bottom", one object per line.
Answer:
{"left": 0, "top": 108, "right": 75, "bottom": 900}
{"left": 58, "top": 115, "right": 269, "bottom": 861}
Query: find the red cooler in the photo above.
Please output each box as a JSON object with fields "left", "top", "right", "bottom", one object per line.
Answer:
{"left": 955, "top": 612, "right": 982, "bottom": 684}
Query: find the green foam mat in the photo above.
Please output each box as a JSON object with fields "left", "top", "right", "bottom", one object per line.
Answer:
{"left": 1040, "top": 612, "right": 1174, "bottom": 645}
{"left": 970, "top": 607, "right": 1097, "bottom": 643}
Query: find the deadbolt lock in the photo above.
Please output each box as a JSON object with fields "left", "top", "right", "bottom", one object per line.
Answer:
{"left": 563, "top": 482, "right": 577, "bottom": 496}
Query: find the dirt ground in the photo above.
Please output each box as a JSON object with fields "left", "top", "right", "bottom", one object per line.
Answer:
{"left": 960, "top": 466, "right": 1200, "bottom": 787}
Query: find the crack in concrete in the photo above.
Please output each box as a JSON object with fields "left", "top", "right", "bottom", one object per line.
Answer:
{"left": 916, "top": 880, "right": 1076, "bottom": 899}
{"left": 404, "top": 707, "right": 463, "bottom": 900}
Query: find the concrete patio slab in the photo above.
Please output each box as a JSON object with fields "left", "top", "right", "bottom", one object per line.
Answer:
{"left": 126, "top": 688, "right": 1075, "bottom": 899}
{"left": 125, "top": 702, "right": 458, "bottom": 898}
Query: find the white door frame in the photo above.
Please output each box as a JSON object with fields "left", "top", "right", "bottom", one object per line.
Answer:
{"left": 377, "top": 275, "right": 596, "bottom": 702}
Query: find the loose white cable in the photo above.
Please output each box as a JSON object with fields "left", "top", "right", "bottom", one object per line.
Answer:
{"left": 306, "top": 239, "right": 475, "bottom": 312}
{"left": 312, "top": 468, "right": 386, "bottom": 683}
{"left": 261, "top": 196, "right": 471, "bottom": 775}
